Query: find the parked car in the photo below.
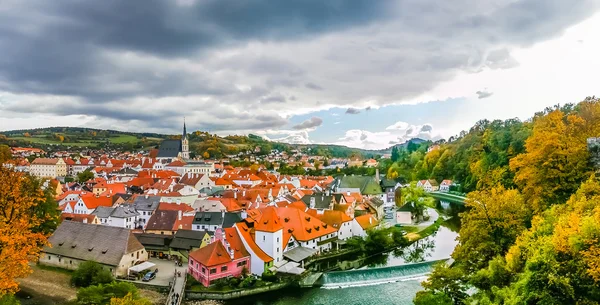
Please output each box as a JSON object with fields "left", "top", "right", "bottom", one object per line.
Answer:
{"left": 142, "top": 271, "right": 156, "bottom": 282}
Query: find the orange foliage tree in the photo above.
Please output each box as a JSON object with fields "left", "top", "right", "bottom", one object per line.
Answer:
{"left": 0, "top": 166, "right": 49, "bottom": 295}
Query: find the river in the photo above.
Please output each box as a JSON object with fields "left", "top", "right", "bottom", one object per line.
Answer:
{"left": 220, "top": 201, "right": 462, "bottom": 305}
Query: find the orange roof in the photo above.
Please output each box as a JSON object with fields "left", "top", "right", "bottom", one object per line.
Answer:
{"left": 158, "top": 202, "right": 195, "bottom": 213}
{"left": 355, "top": 214, "right": 379, "bottom": 230}
{"left": 235, "top": 222, "right": 273, "bottom": 262}
{"left": 314, "top": 210, "right": 352, "bottom": 229}
{"left": 81, "top": 195, "right": 113, "bottom": 209}
{"left": 167, "top": 160, "right": 187, "bottom": 167}
{"left": 224, "top": 227, "right": 251, "bottom": 260}
{"left": 253, "top": 207, "right": 283, "bottom": 233}
{"left": 127, "top": 177, "right": 155, "bottom": 188}
{"left": 172, "top": 215, "right": 194, "bottom": 231}
{"left": 189, "top": 242, "right": 232, "bottom": 267}
{"left": 211, "top": 198, "right": 242, "bottom": 212}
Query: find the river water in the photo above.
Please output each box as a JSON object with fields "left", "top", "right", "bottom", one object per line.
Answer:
{"left": 222, "top": 201, "right": 462, "bottom": 305}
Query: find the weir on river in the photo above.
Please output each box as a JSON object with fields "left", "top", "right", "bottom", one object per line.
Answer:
{"left": 316, "top": 259, "right": 448, "bottom": 289}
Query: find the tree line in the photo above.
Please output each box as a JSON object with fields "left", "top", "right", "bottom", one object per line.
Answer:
{"left": 412, "top": 97, "right": 600, "bottom": 304}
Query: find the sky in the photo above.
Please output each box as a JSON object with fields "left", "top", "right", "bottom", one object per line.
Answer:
{"left": 1, "top": 0, "right": 600, "bottom": 150}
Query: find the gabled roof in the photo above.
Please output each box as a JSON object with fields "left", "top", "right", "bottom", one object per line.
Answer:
{"left": 300, "top": 194, "right": 333, "bottom": 210}
{"left": 189, "top": 241, "right": 232, "bottom": 267}
{"left": 314, "top": 210, "right": 352, "bottom": 229}
{"left": 235, "top": 222, "right": 273, "bottom": 263}
{"left": 253, "top": 207, "right": 283, "bottom": 233}
{"left": 170, "top": 230, "right": 209, "bottom": 250}
{"left": 157, "top": 140, "right": 182, "bottom": 158}
{"left": 146, "top": 210, "right": 178, "bottom": 231}
{"left": 132, "top": 195, "right": 161, "bottom": 211}
{"left": 44, "top": 221, "right": 144, "bottom": 266}
{"left": 355, "top": 214, "right": 379, "bottom": 230}
{"left": 223, "top": 227, "right": 250, "bottom": 260}
{"left": 192, "top": 212, "right": 224, "bottom": 226}
{"left": 337, "top": 176, "right": 383, "bottom": 195}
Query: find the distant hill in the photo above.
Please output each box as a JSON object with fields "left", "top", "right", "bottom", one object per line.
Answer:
{"left": 373, "top": 138, "right": 430, "bottom": 154}
{"left": 0, "top": 127, "right": 380, "bottom": 159}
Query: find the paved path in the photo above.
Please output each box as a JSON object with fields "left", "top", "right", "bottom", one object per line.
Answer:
{"left": 166, "top": 265, "right": 187, "bottom": 305}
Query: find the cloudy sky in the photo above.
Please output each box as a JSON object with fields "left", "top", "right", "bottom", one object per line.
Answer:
{"left": 1, "top": 0, "right": 600, "bottom": 149}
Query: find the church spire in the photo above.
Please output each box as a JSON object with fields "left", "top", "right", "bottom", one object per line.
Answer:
{"left": 183, "top": 117, "right": 187, "bottom": 138}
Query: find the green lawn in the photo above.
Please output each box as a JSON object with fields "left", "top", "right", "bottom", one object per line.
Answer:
{"left": 108, "top": 134, "right": 138, "bottom": 143}
{"left": 9, "top": 137, "right": 96, "bottom": 147}
{"left": 10, "top": 134, "right": 141, "bottom": 146}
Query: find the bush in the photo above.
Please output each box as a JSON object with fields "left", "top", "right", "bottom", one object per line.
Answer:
{"left": 261, "top": 271, "right": 278, "bottom": 283}
{"left": 0, "top": 294, "right": 20, "bottom": 305}
{"left": 71, "top": 261, "right": 114, "bottom": 288}
{"left": 238, "top": 276, "right": 256, "bottom": 288}
{"left": 76, "top": 282, "right": 138, "bottom": 305}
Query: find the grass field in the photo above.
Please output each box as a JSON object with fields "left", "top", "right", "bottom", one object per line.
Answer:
{"left": 9, "top": 134, "right": 142, "bottom": 146}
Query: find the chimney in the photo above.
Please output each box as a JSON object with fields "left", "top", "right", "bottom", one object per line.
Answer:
{"left": 221, "top": 210, "right": 225, "bottom": 219}
{"left": 145, "top": 194, "right": 149, "bottom": 199}
{"left": 229, "top": 249, "right": 234, "bottom": 260}
{"left": 83, "top": 218, "right": 88, "bottom": 224}
{"left": 176, "top": 199, "right": 181, "bottom": 205}
{"left": 376, "top": 168, "right": 380, "bottom": 184}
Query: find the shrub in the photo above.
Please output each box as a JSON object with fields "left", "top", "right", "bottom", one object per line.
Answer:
{"left": 261, "top": 271, "right": 278, "bottom": 283}
{"left": 76, "top": 282, "right": 138, "bottom": 305}
{"left": 71, "top": 261, "right": 114, "bottom": 288}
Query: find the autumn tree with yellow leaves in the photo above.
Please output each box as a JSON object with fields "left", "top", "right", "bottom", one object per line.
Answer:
{"left": 0, "top": 166, "right": 50, "bottom": 295}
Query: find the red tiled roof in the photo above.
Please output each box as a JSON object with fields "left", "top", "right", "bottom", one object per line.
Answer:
{"left": 355, "top": 214, "right": 379, "bottom": 230}
{"left": 189, "top": 241, "right": 232, "bottom": 267}
{"left": 253, "top": 207, "right": 283, "bottom": 233}
{"left": 235, "top": 222, "right": 273, "bottom": 262}
{"left": 224, "top": 227, "right": 250, "bottom": 260}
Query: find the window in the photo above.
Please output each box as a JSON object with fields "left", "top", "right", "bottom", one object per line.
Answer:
{"left": 70, "top": 260, "right": 72, "bottom": 264}
{"left": 263, "top": 236, "right": 265, "bottom": 241}
{"left": 221, "top": 266, "right": 227, "bottom": 272}
{"left": 210, "top": 268, "right": 217, "bottom": 274}
{"left": 277, "top": 247, "right": 279, "bottom": 253}
{"left": 48, "top": 256, "right": 51, "bottom": 260}
{"left": 196, "top": 225, "right": 200, "bottom": 230}
{"left": 237, "top": 261, "right": 247, "bottom": 267}
{"left": 277, "top": 237, "right": 279, "bottom": 242}
{"left": 202, "top": 267, "right": 206, "bottom": 274}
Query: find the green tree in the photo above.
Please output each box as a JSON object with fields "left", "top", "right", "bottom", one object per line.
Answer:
{"left": 77, "top": 282, "right": 138, "bottom": 305}
{"left": 391, "top": 146, "right": 399, "bottom": 162}
{"left": 453, "top": 186, "right": 529, "bottom": 273}
{"left": 77, "top": 170, "right": 95, "bottom": 183}
{"left": 71, "top": 261, "right": 114, "bottom": 288}
{"left": 414, "top": 291, "right": 453, "bottom": 305}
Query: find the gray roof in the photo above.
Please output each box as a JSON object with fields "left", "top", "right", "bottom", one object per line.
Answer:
{"left": 91, "top": 206, "right": 113, "bottom": 218}
{"left": 43, "top": 221, "right": 144, "bottom": 266}
{"left": 367, "top": 197, "right": 384, "bottom": 208}
{"left": 283, "top": 246, "right": 318, "bottom": 262}
{"left": 223, "top": 212, "right": 242, "bottom": 228}
{"left": 301, "top": 195, "right": 333, "bottom": 210}
{"left": 132, "top": 195, "right": 161, "bottom": 211}
{"left": 157, "top": 140, "right": 182, "bottom": 158}
{"left": 111, "top": 205, "right": 140, "bottom": 218}
{"left": 198, "top": 186, "right": 225, "bottom": 196}
{"left": 170, "top": 230, "right": 209, "bottom": 250}
{"left": 115, "top": 168, "right": 138, "bottom": 175}
{"left": 193, "top": 212, "right": 224, "bottom": 226}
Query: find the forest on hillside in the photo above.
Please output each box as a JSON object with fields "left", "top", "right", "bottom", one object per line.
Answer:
{"left": 409, "top": 97, "right": 600, "bottom": 304}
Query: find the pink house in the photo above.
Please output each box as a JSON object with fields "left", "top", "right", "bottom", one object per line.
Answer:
{"left": 188, "top": 229, "right": 250, "bottom": 287}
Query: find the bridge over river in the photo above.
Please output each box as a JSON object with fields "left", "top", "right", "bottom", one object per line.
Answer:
{"left": 428, "top": 191, "right": 467, "bottom": 205}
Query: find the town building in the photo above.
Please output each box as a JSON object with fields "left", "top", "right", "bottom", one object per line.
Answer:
{"left": 41, "top": 221, "right": 148, "bottom": 277}
{"left": 188, "top": 240, "right": 250, "bottom": 287}
{"left": 30, "top": 158, "right": 67, "bottom": 178}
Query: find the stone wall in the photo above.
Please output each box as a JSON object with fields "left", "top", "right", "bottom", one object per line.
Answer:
{"left": 185, "top": 282, "right": 289, "bottom": 300}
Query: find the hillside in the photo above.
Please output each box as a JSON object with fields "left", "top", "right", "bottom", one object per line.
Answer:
{"left": 0, "top": 127, "right": 378, "bottom": 159}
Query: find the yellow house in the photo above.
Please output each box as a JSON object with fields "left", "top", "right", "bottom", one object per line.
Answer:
{"left": 169, "top": 230, "right": 212, "bottom": 262}
{"left": 30, "top": 158, "right": 67, "bottom": 178}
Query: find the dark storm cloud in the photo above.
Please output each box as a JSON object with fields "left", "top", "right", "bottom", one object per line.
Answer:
{"left": 305, "top": 83, "right": 324, "bottom": 90}
{"left": 420, "top": 124, "right": 433, "bottom": 132}
{"left": 292, "top": 117, "right": 323, "bottom": 130}
{"left": 0, "top": 0, "right": 599, "bottom": 135}
{"left": 476, "top": 90, "right": 494, "bottom": 99}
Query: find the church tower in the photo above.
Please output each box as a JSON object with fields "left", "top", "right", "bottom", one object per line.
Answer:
{"left": 181, "top": 118, "right": 190, "bottom": 160}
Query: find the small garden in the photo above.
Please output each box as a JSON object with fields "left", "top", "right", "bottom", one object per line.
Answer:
{"left": 185, "top": 269, "right": 281, "bottom": 292}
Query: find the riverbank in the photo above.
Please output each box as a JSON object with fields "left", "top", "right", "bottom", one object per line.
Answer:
{"left": 15, "top": 264, "right": 166, "bottom": 305}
